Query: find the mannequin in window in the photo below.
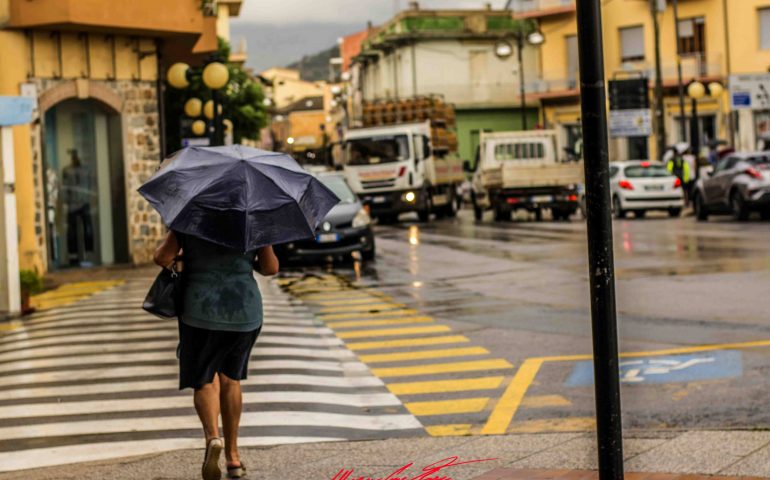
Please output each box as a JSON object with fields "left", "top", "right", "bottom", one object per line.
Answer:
{"left": 62, "top": 149, "right": 95, "bottom": 266}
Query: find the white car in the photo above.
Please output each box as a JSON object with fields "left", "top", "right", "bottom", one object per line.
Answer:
{"left": 610, "top": 161, "right": 685, "bottom": 218}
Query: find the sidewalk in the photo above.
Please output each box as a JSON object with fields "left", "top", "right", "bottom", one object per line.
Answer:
{"left": 3, "top": 429, "right": 769, "bottom": 480}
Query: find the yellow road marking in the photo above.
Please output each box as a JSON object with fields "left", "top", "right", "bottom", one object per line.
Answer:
{"left": 0, "top": 320, "right": 23, "bottom": 332}
{"left": 359, "top": 346, "right": 489, "bottom": 363}
{"left": 387, "top": 376, "right": 505, "bottom": 395}
{"left": 30, "top": 280, "right": 123, "bottom": 311}
{"left": 320, "top": 309, "right": 419, "bottom": 320}
{"left": 481, "top": 358, "right": 544, "bottom": 435}
{"left": 536, "top": 339, "right": 770, "bottom": 362}
{"left": 372, "top": 359, "right": 513, "bottom": 378}
{"left": 405, "top": 398, "right": 489, "bottom": 416}
{"left": 326, "top": 317, "right": 434, "bottom": 329}
{"left": 520, "top": 394, "right": 572, "bottom": 409}
{"left": 508, "top": 417, "right": 596, "bottom": 433}
{"left": 425, "top": 424, "right": 472, "bottom": 436}
{"left": 293, "top": 289, "right": 375, "bottom": 299}
{"left": 319, "top": 303, "right": 405, "bottom": 313}
{"left": 346, "top": 335, "right": 470, "bottom": 351}
{"left": 337, "top": 325, "right": 451, "bottom": 339}
{"left": 317, "top": 297, "right": 396, "bottom": 306}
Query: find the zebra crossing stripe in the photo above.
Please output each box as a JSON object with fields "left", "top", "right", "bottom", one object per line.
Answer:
{"left": 0, "top": 275, "right": 425, "bottom": 473}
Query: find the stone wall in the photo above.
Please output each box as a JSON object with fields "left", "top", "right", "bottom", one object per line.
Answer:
{"left": 31, "top": 78, "right": 165, "bottom": 269}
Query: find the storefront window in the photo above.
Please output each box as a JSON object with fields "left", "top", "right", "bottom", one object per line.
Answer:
{"left": 43, "top": 99, "right": 128, "bottom": 269}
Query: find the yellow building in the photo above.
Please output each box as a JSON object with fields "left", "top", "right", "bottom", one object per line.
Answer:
{"left": 0, "top": 0, "right": 241, "bottom": 273}
{"left": 521, "top": 0, "right": 770, "bottom": 160}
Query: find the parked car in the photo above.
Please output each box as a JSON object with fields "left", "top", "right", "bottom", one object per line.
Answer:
{"left": 610, "top": 161, "right": 685, "bottom": 219}
{"left": 273, "top": 172, "right": 375, "bottom": 263}
{"left": 693, "top": 152, "right": 770, "bottom": 221}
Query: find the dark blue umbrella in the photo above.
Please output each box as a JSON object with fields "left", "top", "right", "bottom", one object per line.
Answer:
{"left": 138, "top": 145, "right": 340, "bottom": 252}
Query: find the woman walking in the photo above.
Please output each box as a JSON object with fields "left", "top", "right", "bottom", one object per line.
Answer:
{"left": 154, "top": 230, "right": 279, "bottom": 480}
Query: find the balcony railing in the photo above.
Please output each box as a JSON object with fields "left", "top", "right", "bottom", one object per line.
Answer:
{"left": 510, "top": 0, "right": 576, "bottom": 18}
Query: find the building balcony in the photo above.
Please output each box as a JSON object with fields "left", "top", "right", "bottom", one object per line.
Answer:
{"left": 6, "top": 0, "right": 210, "bottom": 37}
{"left": 510, "top": 0, "right": 576, "bottom": 19}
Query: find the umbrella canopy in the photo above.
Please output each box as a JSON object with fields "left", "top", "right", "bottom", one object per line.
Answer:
{"left": 138, "top": 145, "right": 340, "bottom": 252}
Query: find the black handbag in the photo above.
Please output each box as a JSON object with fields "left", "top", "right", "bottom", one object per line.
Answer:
{"left": 142, "top": 258, "right": 184, "bottom": 319}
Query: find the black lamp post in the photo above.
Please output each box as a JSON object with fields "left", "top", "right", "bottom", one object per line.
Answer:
{"left": 494, "top": 27, "right": 545, "bottom": 131}
{"left": 686, "top": 80, "right": 724, "bottom": 181}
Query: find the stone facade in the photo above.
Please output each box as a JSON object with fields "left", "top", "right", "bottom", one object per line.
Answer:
{"left": 31, "top": 78, "right": 165, "bottom": 268}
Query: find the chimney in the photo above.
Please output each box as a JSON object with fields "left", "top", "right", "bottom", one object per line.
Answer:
{"left": 409, "top": 1, "right": 419, "bottom": 10}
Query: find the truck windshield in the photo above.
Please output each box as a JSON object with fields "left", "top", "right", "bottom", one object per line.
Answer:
{"left": 346, "top": 135, "right": 410, "bottom": 165}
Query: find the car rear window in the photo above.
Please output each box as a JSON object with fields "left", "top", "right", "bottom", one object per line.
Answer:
{"left": 624, "top": 165, "right": 671, "bottom": 178}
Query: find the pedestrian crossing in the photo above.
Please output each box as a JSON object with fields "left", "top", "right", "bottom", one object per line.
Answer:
{"left": 280, "top": 274, "right": 523, "bottom": 437}
{"left": 0, "top": 274, "right": 423, "bottom": 473}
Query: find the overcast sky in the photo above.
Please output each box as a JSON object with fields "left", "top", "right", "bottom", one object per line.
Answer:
{"left": 232, "top": 0, "right": 505, "bottom": 73}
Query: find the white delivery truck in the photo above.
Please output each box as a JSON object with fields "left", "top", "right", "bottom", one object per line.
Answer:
{"left": 468, "top": 130, "right": 584, "bottom": 221}
{"left": 342, "top": 120, "right": 464, "bottom": 222}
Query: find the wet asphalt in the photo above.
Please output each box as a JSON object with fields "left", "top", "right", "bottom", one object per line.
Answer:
{"left": 285, "top": 207, "right": 770, "bottom": 431}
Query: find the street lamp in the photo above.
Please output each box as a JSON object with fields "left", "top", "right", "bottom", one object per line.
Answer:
{"left": 167, "top": 60, "right": 230, "bottom": 146}
{"left": 686, "top": 80, "right": 723, "bottom": 180}
{"left": 495, "top": 28, "right": 545, "bottom": 130}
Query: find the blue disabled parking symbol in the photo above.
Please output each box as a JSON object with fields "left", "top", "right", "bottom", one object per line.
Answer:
{"left": 565, "top": 350, "right": 743, "bottom": 386}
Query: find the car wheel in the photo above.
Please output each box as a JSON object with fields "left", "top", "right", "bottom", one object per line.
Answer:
{"left": 694, "top": 193, "right": 709, "bottom": 221}
{"left": 362, "top": 245, "right": 376, "bottom": 261}
{"left": 494, "top": 206, "right": 511, "bottom": 222}
{"left": 445, "top": 190, "right": 458, "bottom": 218}
{"left": 730, "top": 190, "right": 750, "bottom": 221}
{"left": 613, "top": 196, "right": 626, "bottom": 219}
{"left": 668, "top": 208, "right": 682, "bottom": 218}
{"left": 534, "top": 208, "right": 542, "bottom": 221}
{"left": 761, "top": 210, "right": 770, "bottom": 221}
{"left": 635, "top": 210, "right": 646, "bottom": 219}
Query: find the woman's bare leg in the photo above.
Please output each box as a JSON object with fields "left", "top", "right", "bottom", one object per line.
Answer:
{"left": 218, "top": 372, "right": 243, "bottom": 467}
{"left": 194, "top": 374, "right": 221, "bottom": 444}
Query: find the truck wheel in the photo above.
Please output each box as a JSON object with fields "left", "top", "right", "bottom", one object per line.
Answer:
{"left": 534, "top": 209, "right": 542, "bottom": 221}
{"left": 471, "top": 192, "right": 483, "bottom": 221}
{"left": 668, "top": 208, "right": 682, "bottom": 218}
{"left": 418, "top": 195, "right": 432, "bottom": 222}
{"left": 445, "top": 189, "right": 458, "bottom": 218}
{"left": 494, "top": 207, "right": 511, "bottom": 221}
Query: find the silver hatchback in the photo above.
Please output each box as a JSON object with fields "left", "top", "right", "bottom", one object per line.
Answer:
{"left": 693, "top": 152, "right": 770, "bottom": 221}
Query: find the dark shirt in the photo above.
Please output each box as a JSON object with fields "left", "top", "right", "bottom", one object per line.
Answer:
{"left": 178, "top": 233, "right": 262, "bottom": 332}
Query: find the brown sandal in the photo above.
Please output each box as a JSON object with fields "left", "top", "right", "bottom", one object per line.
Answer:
{"left": 202, "top": 438, "right": 223, "bottom": 480}
{"left": 226, "top": 461, "right": 246, "bottom": 478}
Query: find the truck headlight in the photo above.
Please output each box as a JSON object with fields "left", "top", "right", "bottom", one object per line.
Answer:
{"left": 403, "top": 191, "right": 417, "bottom": 203}
{"left": 352, "top": 208, "right": 371, "bottom": 228}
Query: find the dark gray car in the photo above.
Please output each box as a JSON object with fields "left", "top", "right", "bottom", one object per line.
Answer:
{"left": 273, "top": 173, "right": 375, "bottom": 262}
{"left": 693, "top": 152, "right": 770, "bottom": 221}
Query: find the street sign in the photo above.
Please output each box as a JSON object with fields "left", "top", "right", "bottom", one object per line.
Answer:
{"left": 609, "top": 78, "right": 649, "bottom": 110}
{"left": 565, "top": 350, "right": 743, "bottom": 386}
{"left": 609, "top": 109, "right": 652, "bottom": 137}
{"left": 0, "top": 96, "right": 34, "bottom": 127}
{"left": 182, "top": 138, "right": 210, "bottom": 147}
{"left": 729, "top": 73, "right": 770, "bottom": 110}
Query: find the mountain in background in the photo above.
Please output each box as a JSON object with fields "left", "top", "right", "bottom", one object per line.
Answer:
{"left": 287, "top": 45, "right": 340, "bottom": 81}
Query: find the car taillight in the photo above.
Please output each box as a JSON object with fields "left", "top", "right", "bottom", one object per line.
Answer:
{"left": 746, "top": 167, "right": 763, "bottom": 179}
{"left": 619, "top": 180, "right": 634, "bottom": 190}
{"left": 673, "top": 178, "right": 682, "bottom": 188}
{"left": 640, "top": 161, "right": 651, "bottom": 168}
{"left": 397, "top": 166, "right": 407, "bottom": 177}
{"left": 506, "top": 197, "right": 519, "bottom": 204}
{"left": 568, "top": 194, "right": 578, "bottom": 202}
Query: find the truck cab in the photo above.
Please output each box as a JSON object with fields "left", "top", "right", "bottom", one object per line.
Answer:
{"left": 343, "top": 121, "right": 462, "bottom": 222}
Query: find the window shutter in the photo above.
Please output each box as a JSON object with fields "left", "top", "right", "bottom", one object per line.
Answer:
{"left": 620, "top": 26, "right": 645, "bottom": 61}
{"left": 761, "top": 9, "right": 770, "bottom": 50}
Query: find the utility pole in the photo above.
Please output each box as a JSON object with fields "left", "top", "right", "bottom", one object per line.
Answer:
{"left": 575, "top": 0, "right": 624, "bottom": 478}
{"left": 651, "top": 0, "right": 666, "bottom": 160}
{"left": 673, "top": 0, "right": 687, "bottom": 142}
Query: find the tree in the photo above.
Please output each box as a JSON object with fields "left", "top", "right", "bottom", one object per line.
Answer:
{"left": 164, "top": 37, "right": 268, "bottom": 155}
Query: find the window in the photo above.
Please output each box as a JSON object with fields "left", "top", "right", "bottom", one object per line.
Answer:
{"left": 761, "top": 8, "right": 770, "bottom": 50}
{"left": 624, "top": 165, "right": 671, "bottom": 178}
{"left": 627, "top": 137, "right": 649, "bottom": 160}
{"left": 494, "top": 142, "right": 545, "bottom": 161}
{"left": 620, "top": 26, "right": 645, "bottom": 62}
{"left": 566, "top": 35, "right": 579, "bottom": 86}
{"left": 677, "top": 17, "right": 706, "bottom": 55}
{"left": 675, "top": 115, "right": 716, "bottom": 147}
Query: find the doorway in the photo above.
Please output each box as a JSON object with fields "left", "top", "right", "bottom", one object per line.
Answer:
{"left": 43, "top": 99, "right": 129, "bottom": 269}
